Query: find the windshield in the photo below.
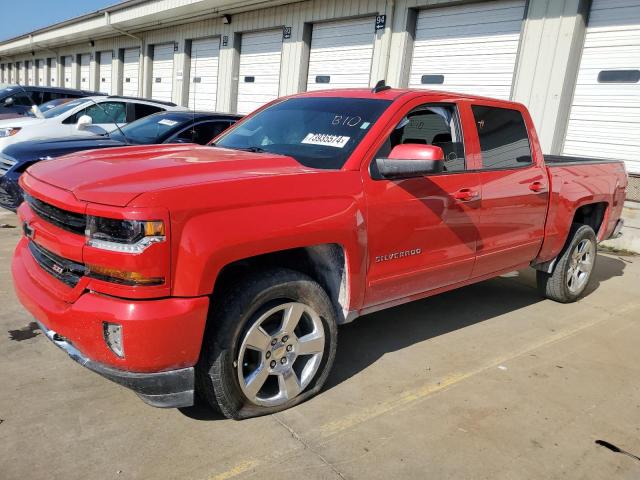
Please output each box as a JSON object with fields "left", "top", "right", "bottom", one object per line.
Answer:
{"left": 215, "top": 97, "right": 391, "bottom": 169}
{"left": 109, "top": 113, "right": 189, "bottom": 144}
{"left": 42, "top": 99, "right": 88, "bottom": 119}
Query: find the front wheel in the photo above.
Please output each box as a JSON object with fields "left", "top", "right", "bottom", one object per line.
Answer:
{"left": 537, "top": 223, "right": 597, "bottom": 303}
{"left": 196, "top": 268, "right": 338, "bottom": 419}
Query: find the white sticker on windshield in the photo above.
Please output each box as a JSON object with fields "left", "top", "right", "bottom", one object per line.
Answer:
{"left": 360, "top": 122, "right": 371, "bottom": 130}
{"left": 158, "top": 119, "right": 178, "bottom": 126}
{"left": 301, "top": 133, "right": 350, "bottom": 148}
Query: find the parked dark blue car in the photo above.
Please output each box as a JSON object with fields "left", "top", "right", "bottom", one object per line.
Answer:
{"left": 0, "top": 110, "right": 241, "bottom": 211}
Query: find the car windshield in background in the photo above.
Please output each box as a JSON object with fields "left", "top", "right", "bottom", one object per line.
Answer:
{"left": 109, "top": 113, "right": 188, "bottom": 144}
{"left": 215, "top": 97, "right": 392, "bottom": 169}
{"left": 42, "top": 99, "right": 88, "bottom": 119}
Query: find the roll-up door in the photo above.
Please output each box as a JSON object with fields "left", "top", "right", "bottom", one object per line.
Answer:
{"left": 0, "top": 64, "right": 4, "bottom": 84}
{"left": 151, "top": 43, "right": 175, "bottom": 103}
{"left": 37, "top": 60, "right": 45, "bottom": 86}
{"left": 50, "top": 58, "right": 58, "bottom": 86}
{"left": 409, "top": 0, "right": 526, "bottom": 99}
{"left": 62, "top": 56, "right": 73, "bottom": 88}
{"left": 563, "top": 0, "right": 640, "bottom": 174}
{"left": 188, "top": 38, "right": 220, "bottom": 110}
{"left": 17, "top": 62, "right": 23, "bottom": 84}
{"left": 79, "top": 54, "right": 91, "bottom": 90}
{"left": 99, "top": 51, "right": 113, "bottom": 94}
{"left": 122, "top": 47, "right": 140, "bottom": 97}
{"left": 307, "top": 17, "right": 376, "bottom": 91}
{"left": 236, "top": 29, "right": 283, "bottom": 115}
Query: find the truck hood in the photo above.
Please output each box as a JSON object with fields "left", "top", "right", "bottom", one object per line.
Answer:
{"left": 26, "top": 144, "right": 316, "bottom": 207}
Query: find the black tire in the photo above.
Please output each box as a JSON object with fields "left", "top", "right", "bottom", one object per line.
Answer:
{"left": 196, "top": 268, "right": 338, "bottom": 420}
{"left": 536, "top": 223, "right": 597, "bottom": 303}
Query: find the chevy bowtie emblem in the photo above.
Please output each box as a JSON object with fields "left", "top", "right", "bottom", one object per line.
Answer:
{"left": 23, "top": 222, "right": 35, "bottom": 240}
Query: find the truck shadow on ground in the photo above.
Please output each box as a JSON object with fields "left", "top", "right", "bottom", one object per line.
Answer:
{"left": 179, "top": 253, "right": 628, "bottom": 421}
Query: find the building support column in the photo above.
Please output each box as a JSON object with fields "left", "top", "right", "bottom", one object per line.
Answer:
{"left": 511, "top": 0, "right": 591, "bottom": 153}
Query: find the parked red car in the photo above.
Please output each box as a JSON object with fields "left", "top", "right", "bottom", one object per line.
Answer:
{"left": 12, "top": 86, "right": 627, "bottom": 419}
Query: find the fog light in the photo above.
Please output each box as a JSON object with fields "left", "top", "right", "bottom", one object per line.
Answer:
{"left": 103, "top": 322, "right": 124, "bottom": 358}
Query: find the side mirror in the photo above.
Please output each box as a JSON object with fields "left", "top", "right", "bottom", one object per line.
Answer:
{"left": 3, "top": 97, "right": 14, "bottom": 107}
{"left": 375, "top": 144, "right": 445, "bottom": 179}
{"left": 76, "top": 114, "right": 93, "bottom": 130}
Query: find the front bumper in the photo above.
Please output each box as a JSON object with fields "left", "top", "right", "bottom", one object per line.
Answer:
{"left": 12, "top": 236, "right": 210, "bottom": 408}
{"left": 36, "top": 319, "right": 195, "bottom": 408}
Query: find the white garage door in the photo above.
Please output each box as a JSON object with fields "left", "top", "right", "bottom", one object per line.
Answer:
{"left": 122, "top": 47, "right": 140, "bottom": 97}
{"left": 189, "top": 38, "right": 220, "bottom": 110}
{"left": 151, "top": 44, "right": 175, "bottom": 103}
{"left": 50, "top": 58, "right": 58, "bottom": 86}
{"left": 237, "top": 29, "right": 283, "bottom": 115}
{"left": 307, "top": 17, "right": 376, "bottom": 91}
{"left": 79, "top": 54, "right": 91, "bottom": 90}
{"left": 409, "top": 0, "right": 526, "bottom": 99}
{"left": 62, "top": 56, "right": 73, "bottom": 88}
{"left": 563, "top": 0, "right": 640, "bottom": 173}
{"left": 37, "top": 60, "right": 45, "bottom": 86}
{"left": 99, "top": 51, "right": 113, "bottom": 94}
{"left": 26, "top": 61, "right": 33, "bottom": 85}
{"left": 17, "top": 63, "right": 24, "bottom": 84}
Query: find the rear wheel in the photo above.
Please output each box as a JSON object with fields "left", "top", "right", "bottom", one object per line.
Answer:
{"left": 197, "top": 268, "right": 337, "bottom": 419}
{"left": 536, "top": 223, "right": 597, "bottom": 303}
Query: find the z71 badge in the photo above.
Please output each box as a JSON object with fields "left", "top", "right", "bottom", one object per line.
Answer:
{"left": 375, "top": 248, "right": 422, "bottom": 263}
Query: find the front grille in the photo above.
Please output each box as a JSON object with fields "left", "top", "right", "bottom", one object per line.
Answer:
{"left": 0, "top": 154, "right": 16, "bottom": 176}
{"left": 28, "top": 241, "right": 87, "bottom": 288}
{"left": 25, "top": 193, "right": 86, "bottom": 235}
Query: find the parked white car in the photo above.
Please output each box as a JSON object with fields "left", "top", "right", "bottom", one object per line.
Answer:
{"left": 0, "top": 96, "right": 184, "bottom": 153}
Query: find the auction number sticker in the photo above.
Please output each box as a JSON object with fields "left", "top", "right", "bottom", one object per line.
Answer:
{"left": 301, "top": 133, "right": 350, "bottom": 148}
{"left": 158, "top": 119, "right": 179, "bottom": 126}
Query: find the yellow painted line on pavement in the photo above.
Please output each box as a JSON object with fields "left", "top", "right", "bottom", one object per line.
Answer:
{"left": 209, "top": 459, "right": 259, "bottom": 480}
{"left": 316, "top": 314, "right": 619, "bottom": 438}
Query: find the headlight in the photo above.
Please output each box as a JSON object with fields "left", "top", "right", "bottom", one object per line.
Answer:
{"left": 0, "top": 127, "right": 21, "bottom": 137}
{"left": 85, "top": 216, "right": 165, "bottom": 254}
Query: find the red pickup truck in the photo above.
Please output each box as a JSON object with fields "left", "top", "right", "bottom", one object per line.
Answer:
{"left": 12, "top": 86, "right": 626, "bottom": 419}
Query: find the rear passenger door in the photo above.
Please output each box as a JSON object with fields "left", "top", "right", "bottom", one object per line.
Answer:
{"left": 470, "top": 104, "right": 549, "bottom": 278}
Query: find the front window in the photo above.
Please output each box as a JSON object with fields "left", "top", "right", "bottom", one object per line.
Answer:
{"left": 42, "top": 99, "right": 88, "bottom": 119}
{"left": 215, "top": 97, "right": 392, "bottom": 169}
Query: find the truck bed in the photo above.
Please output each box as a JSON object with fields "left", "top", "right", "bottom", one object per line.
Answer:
{"left": 545, "top": 155, "right": 623, "bottom": 167}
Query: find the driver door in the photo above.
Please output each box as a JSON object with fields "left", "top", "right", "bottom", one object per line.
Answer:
{"left": 362, "top": 100, "right": 481, "bottom": 308}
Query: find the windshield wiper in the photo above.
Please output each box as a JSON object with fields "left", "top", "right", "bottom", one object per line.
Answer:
{"left": 227, "top": 146, "right": 268, "bottom": 153}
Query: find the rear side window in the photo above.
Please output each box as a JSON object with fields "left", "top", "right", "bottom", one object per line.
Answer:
{"left": 472, "top": 106, "right": 532, "bottom": 169}
{"left": 133, "top": 103, "right": 164, "bottom": 120}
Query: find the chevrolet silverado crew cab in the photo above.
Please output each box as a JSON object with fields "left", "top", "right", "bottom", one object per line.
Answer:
{"left": 12, "top": 86, "right": 627, "bottom": 419}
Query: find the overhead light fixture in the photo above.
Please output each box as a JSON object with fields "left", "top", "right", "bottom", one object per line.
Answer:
{"left": 222, "top": 14, "right": 231, "bottom": 24}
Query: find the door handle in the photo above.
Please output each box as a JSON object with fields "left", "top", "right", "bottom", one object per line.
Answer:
{"left": 529, "top": 181, "right": 546, "bottom": 193}
{"left": 454, "top": 188, "right": 480, "bottom": 202}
